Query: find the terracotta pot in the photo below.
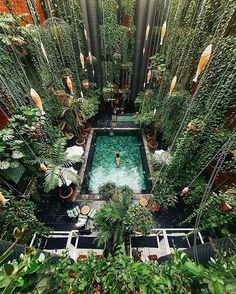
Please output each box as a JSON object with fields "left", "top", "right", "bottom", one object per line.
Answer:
{"left": 148, "top": 139, "right": 158, "bottom": 149}
{"left": 83, "top": 126, "right": 91, "bottom": 134}
{"left": 147, "top": 133, "right": 154, "bottom": 141}
{"left": 82, "top": 131, "right": 88, "bottom": 139}
{"left": 220, "top": 202, "right": 232, "bottom": 212}
{"left": 65, "top": 132, "right": 74, "bottom": 140}
{"left": 147, "top": 203, "right": 161, "bottom": 212}
{"left": 59, "top": 186, "right": 75, "bottom": 201}
{"left": 76, "top": 138, "right": 86, "bottom": 146}
{"left": 32, "top": 130, "right": 42, "bottom": 139}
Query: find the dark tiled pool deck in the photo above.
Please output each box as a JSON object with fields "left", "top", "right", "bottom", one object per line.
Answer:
{"left": 37, "top": 195, "right": 192, "bottom": 231}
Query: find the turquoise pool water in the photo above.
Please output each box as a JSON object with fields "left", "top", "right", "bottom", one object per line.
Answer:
{"left": 88, "top": 132, "right": 146, "bottom": 193}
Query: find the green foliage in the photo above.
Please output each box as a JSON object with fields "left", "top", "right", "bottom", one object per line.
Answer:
{"left": 98, "top": 181, "right": 116, "bottom": 201}
{"left": 0, "top": 107, "right": 45, "bottom": 171}
{"left": 182, "top": 187, "right": 236, "bottom": 232}
{"left": 0, "top": 245, "right": 236, "bottom": 293}
{"left": 0, "top": 195, "right": 50, "bottom": 244}
{"left": 125, "top": 205, "right": 155, "bottom": 235}
{"left": 94, "top": 186, "right": 132, "bottom": 255}
{"left": 43, "top": 138, "right": 82, "bottom": 192}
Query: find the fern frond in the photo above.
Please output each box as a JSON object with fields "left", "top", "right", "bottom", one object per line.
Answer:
{"left": 44, "top": 164, "right": 61, "bottom": 192}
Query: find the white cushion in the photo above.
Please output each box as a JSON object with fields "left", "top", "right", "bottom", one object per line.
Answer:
{"left": 88, "top": 208, "right": 97, "bottom": 219}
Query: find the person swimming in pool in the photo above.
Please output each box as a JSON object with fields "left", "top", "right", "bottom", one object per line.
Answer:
{"left": 114, "top": 151, "right": 121, "bottom": 167}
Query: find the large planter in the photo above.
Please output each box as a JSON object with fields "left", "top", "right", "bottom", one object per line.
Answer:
{"left": 59, "top": 185, "right": 76, "bottom": 201}
{"left": 148, "top": 138, "right": 158, "bottom": 150}
{"left": 76, "top": 137, "right": 86, "bottom": 146}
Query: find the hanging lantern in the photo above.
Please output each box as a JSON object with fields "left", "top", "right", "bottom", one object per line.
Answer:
{"left": 231, "top": 150, "right": 236, "bottom": 157}
{"left": 30, "top": 88, "right": 45, "bottom": 115}
{"left": 160, "top": 21, "right": 167, "bottom": 45}
{"left": 147, "top": 69, "right": 152, "bottom": 84}
{"left": 80, "top": 52, "right": 85, "bottom": 69}
{"left": 40, "top": 42, "right": 49, "bottom": 63}
{"left": 85, "top": 54, "right": 97, "bottom": 65}
{"left": 145, "top": 25, "right": 150, "bottom": 40}
{"left": 193, "top": 44, "right": 212, "bottom": 83}
{"left": 0, "top": 192, "right": 10, "bottom": 206}
{"left": 84, "top": 28, "right": 88, "bottom": 40}
{"left": 187, "top": 121, "right": 198, "bottom": 134}
{"left": 66, "top": 76, "right": 74, "bottom": 94}
{"left": 180, "top": 187, "right": 189, "bottom": 196}
{"left": 169, "top": 75, "right": 177, "bottom": 96}
{"left": 40, "top": 163, "right": 47, "bottom": 173}
{"left": 82, "top": 79, "right": 90, "bottom": 90}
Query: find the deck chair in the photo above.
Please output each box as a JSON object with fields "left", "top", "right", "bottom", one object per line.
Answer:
{"left": 67, "top": 206, "right": 80, "bottom": 218}
{"left": 88, "top": 208, "right": 97, "bottom": 220}
{"left": 75, "top": 214, "right": 88, "bottom": 228}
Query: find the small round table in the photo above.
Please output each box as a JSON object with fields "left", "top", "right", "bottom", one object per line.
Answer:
{"left": 139, "top": 197, "right": 148, "bottom": 207}
{"left": 81, "top": 205, "right": 90, "bottom": 215}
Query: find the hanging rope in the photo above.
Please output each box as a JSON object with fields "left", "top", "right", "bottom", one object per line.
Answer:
{"left": 193, "top": 130, "right": 236, "bottom": 263}
{"left": 150, "top": 0, "right": 236, "bottom": 196}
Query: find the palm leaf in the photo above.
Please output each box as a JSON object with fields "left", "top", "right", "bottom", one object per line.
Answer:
{"left": 44, "top": 164, "right": 61, "bottom": 192}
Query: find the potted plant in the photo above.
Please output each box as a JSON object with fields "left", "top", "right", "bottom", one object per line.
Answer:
{"left": 76, "top": 137, "right": 86, "bottom": 146}
{"left": 98, "top": 182, "right": 116, "bottom": 201}
{"left": 43, "top": 138, "right": 82, "bottom": 200}
{"left": 148, "top": 137, "right": 158, "bottom": 149}
{"left": 147, "top": 133, "right": 155, "bottom": 141}
{"left": 59, "top": 183, "right": 76, "bottom": 201}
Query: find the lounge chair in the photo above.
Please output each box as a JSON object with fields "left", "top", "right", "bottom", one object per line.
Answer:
{"left": 75, "top": 214, "right": 88, "bottom": 228}
{"left": 88, "top": 208, "right": 97, "bottom": 219}
{"left": 67, "top": 206, "right": 80, "bottom": 218}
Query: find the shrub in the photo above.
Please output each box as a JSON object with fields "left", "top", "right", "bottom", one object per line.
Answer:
{"left": 98, "top": 181, "right": 116, "bottom": 201}
{"left": 125, "top": 205, "right": 155, "bottom": 235}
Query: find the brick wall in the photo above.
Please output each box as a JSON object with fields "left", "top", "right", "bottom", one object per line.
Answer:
{"left": 0, "top": 0, "right": 45, "bottom": 25}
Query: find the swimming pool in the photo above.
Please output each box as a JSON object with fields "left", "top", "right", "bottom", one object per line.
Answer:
{"left": 81, "top": 130, "right": 151, "bottom": 194}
